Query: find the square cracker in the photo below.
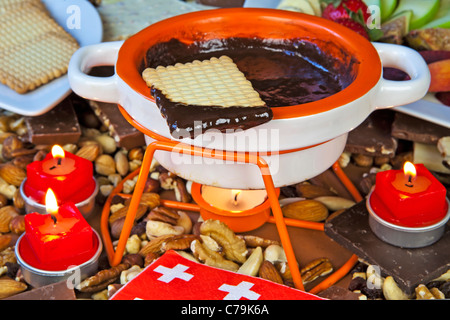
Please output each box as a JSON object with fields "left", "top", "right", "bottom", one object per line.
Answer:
{"left": 142, "top": 55, "right": 266, "bottom": 108}
{"left": 0, "top": 1, "right": 79, "bottom": 93}
{"left": 142, "top": 56, "right": 272, "bottom": 137}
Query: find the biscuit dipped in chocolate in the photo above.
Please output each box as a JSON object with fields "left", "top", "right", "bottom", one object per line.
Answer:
{"left": 142, "top": 55, "right": 272, "bottom": 138}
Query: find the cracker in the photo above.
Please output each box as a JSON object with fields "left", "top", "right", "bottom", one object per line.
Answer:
{"left": 142, "top": 56, "right": 272, "bottom": 137}
{"left": 142, "top": 55, "right": 265, "bottom": 108}
{"left": 0, "top": 0, "right": 45, "bottom": 12}
{"left": 0, "top": 1, "right": 79, "bottom": 93}
{"left": 0, "top": 4, "right": 67, "bottom": 52}
{"left": 0, "top": 32, "right": 79, "bottom": 93}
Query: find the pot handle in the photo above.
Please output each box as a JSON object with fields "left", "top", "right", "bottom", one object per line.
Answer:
{"left": 68, "top": 41, "right": 124, "bottom": 103}
{"left": 371, "top": 42, "right": 430, "bottom": 110}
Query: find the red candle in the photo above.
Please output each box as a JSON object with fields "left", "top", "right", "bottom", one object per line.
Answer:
{"left": 20, "top": 189, "right": 98, "bottom": 271}
{"left": 23, "top": 145, "right": 96, "bottom": 205}
{"left": 369, "top": 162, "right": 448, "bottom": 227}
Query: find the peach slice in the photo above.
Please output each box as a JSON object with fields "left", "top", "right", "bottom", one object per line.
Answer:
{"left": 428, "top": 59, "right": 450, "bottom": 92}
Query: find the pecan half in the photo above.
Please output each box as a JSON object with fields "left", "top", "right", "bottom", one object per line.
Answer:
{"left": 162, "top": 234, "right": 199, "bottom": 252}
{"left": 238, "top": 235, "right": 280, "bottom": 248}
{"left": 76, "top": 263, "right": 131, "bottom": 293}
{"left": 147, "top": 206, "right": 180, "bottom": 225}
{"left": 300, "top": 257, "right": 333, "bottom": 284}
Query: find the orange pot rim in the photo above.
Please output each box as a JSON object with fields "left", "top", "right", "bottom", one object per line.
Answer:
{"left": 190, "top": 181, "right": 280, "bottom": 218}
{"left": 116, "top": 8, "right": 382, "bottom": 120}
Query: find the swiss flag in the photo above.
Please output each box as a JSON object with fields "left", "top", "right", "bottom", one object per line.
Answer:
{"left": 110, "top": 250, "right": 325, "bottom": 300}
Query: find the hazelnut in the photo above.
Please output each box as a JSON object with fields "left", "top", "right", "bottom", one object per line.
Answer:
{"left": 128, "top": 147, "right": 144, "bottom": 161}
{"left": 122, "top": 253, "right": 144, "bottom": 268}
{"left": 352, "top": 154, "right": 373, "bottom": 167}
{"left": 95, "top": 154, "right": 116, "bottom": 176}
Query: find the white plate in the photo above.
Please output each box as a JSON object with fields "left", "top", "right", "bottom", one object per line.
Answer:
{"left": 0, "top": 0, "right": 103, "bottom": 116}
{"left": 394, "top": 94, "right": 450, "bottom": 128}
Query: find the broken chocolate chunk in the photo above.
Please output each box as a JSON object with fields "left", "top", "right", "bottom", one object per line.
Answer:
{"left": 88, "top": 100, "right": 145, "bottom": 150}
{"left": 345, "top": 110, "right": 398, "bottom": 157}
{"left": 391, "top": 112, "right": 450, "bottom": 144}
{"left": 24, "top": 98, "right": 81, "bottom": 145}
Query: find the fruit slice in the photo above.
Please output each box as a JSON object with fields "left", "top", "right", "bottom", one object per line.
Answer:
{"left": 379, "top": 10, "right": 411, "bottom": 44}
{"left": 428, "top": 59, "right": 450, "bottom": 93}
{"left": 277, "top": 0, "right": 315, "bottom": 15}
{"left": 392, "top": 0, "right": 440, "bottom": 30}
{"left": 363, "top": 0, "right": 380, "bottom": 7}
{"left": 420, "top": 0, "right": 450, "bottom": 29}
{"left": 406, "top": 28, "right": 450, "bottom": 51}
{"left": 380, "top": 0, "right": 398, "bottom": 22}
{"left": 306, "top": 0, "right": 322, "bottom": 16}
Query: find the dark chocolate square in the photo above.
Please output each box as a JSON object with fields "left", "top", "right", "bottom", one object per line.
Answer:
{"left": 324, "top": 201, "right": 450, "bottom": 295}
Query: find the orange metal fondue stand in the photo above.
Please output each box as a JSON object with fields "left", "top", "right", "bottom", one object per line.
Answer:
{"left": 100, "top": 107, "right": 362, "bottom": 294}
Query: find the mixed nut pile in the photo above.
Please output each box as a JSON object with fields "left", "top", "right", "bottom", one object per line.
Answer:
{"left": 0, "top": 104, "right": 448, "bottom": 300}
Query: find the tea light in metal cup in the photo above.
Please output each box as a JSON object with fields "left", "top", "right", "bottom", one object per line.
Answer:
{"left": 191, "top": 182, "right": 279, "bottom": 232}
{"left": 20, "top": 178, "right": 98, "bottom": 218}
{"left": 21, "top": 145, "right": 98, "bottom": 217}
{"left": 16, "top": 189, "right": 102, "bottom": 287}
{"left": 15, "top": 230, "right": 102, "bottom": 288}
{"left": 367, "top": 161, "right": 449, "bottom": 248}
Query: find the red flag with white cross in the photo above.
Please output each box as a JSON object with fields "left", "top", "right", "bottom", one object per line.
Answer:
{"left": 110, "top": 250, "right": 325, "bottom": 300}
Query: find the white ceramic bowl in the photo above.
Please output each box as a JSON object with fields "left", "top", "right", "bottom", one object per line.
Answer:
{"left": 68, "top": 9, "right": 430, "bottom": 188}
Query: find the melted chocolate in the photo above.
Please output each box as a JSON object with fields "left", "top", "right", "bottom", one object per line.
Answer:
{"left": 152, "top": 88, "right": 272, "bottom": 138}
{"left": 143, "top": 37, "right": 357, "bottom": 138}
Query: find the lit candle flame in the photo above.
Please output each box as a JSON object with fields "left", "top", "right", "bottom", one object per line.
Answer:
{"left": 51, "top": 145, "right": 65, "bottom": 164}
{"left": 403, "top": 161, "right": 416, "bottom": 187}
{"left": 45, "top": 188, "right": 59, "bottom": 224}
{"left": 232, "top": 189, "right": 241, "bottom": 206}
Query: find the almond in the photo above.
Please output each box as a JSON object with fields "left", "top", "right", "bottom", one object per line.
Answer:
{"left": 0, "top": 278, "right": 27, "bottom": 299}
{"left": 314, "top": 196, "right": 356, "bottom": 211}
{"left": 76, "top": 143, "right": 101, "bottom": 162}
{"left": 0, "top": 163, "right": 26, "bottom": 186}
{"left": 258, "top": 260, "right": 284, "bottom": 284}
{"left": 0, "top": 205, "right": 19, "bottom": 233}
{"left": 281, "top": 199, "right": 328, "bottom": 222}
{"left": 0, "top": 234, "right": 11, "bottom": 252}
{"left": 108, "top": 203, "right": 147, "bottom": 224}
{"left": 295, "top": 183, "right": 336, "bottom": 198}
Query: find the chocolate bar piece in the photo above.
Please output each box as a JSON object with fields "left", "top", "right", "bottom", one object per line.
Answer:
{"left": 317, "top": 285, "right": 364, "bottom": 300}
{"left": 325, "top": 201, "right": 450, "bottom": 295}
{"left": 5, "top": 280, "right": 76, "bottom": 300}
{"left": 24, "top": 98, "right": 81, "bottom": 145}
{"left": 345, "top": 110, "right": 398, "bottom": 157}
{"left": 88, "top": 100, "right": 145, "bottom": 150}
{"left": 391, "top": 112, "right": 450, "bottom": 144}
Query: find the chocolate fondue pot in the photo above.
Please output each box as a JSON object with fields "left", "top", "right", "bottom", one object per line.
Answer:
{"left": 68, "top": 8, "right": 430, "bottom": 189}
